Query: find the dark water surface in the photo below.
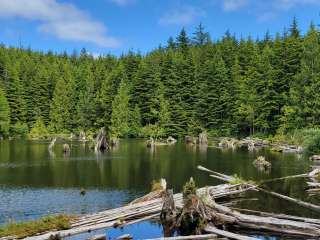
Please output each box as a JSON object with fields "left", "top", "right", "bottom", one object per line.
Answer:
{"left": 0, "top": 139, "right": 319, "bottom": 239}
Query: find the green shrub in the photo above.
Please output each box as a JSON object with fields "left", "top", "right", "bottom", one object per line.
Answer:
{"left": 28, "top": 117, "right": 49, "bottom": 139}
{"left": 10, "top": 121, "right": 28, "bottom": 137}
{"left": 303, "top": 130, "right": 320, "bottom": 156}
{"left": 182, "top": 177, "right": 197, "bottom": 199}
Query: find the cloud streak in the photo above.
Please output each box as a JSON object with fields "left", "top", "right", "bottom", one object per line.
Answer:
{"left": 159, "top": 5, "right": 205, "bottom": 26}
{"left": 222, "top": 0, "right": 248, "bottom": 11}
{"left": 0, "top": 0, "right": 120, "bottom": 48}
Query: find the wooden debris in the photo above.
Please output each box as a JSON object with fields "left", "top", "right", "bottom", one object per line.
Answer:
{"left": 88, "top": 234, "right": 106, "bottom": 240}
{"left": 63, "top": 144, "right": 70, "bottom": 153}
{"left": 252, "top": 156, "right": 271, "bottom": 171}
{"left": 167, "top": 136, "right": 177, "bottom": 144}
{"left": 144, "top": 233, "right": 219, "bottom": 240}
{"left": 310, "top": 155, "right": 320, "bottom": 161}
{"left": 95, "top": 127, "right": 109, "bottom": 152}
{"left": 116, "top": 234, "right": 132, "bottom": 240}
{"left": 201, "top": 165, "right": 320, "bottom": 213}
{"left": 204, "top": 226, "right": 257, "bottom": 240}
{"left": 198, "top": 132, "right": 208, "bottom": 145}
{"left": 48, "top": 138, "right": 56, "bottom": 151}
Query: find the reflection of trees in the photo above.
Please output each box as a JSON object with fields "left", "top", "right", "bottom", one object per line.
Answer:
{"left": 1, "top": 140, "right": 315, "bottom": 219}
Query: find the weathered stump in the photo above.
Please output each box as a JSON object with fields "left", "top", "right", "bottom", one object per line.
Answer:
{"left": 198, "top": 132, "right": 208, "bottom": 145}
{"left": 147, "top": 137, "right": 155, "bottom": 148}
{"left": 95, "top": 128, "right": 109, "bottom": 152}
{"left": 63, "top": 144, "right": 70, "bottom": 153}
{"left": 79, "top": 131, "right": 86, "bottom": 141}
{"left": 167, "top": 136, "right": 177, "bottom": 144}
{"left": 160, "top": 189, "right": 177, "bottom": 237}
{"left": 253, "top": 156, "right": 271, "bottom": 171}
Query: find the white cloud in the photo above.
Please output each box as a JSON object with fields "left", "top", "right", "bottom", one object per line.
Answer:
{"left": 159, "top": 5, "right": 205, "bottom": 26}
{"left": 223, "top": 0, "right": 249, "bottom": 11}
{"left": 0, "top": 0, "right": 120, "bottom": 48}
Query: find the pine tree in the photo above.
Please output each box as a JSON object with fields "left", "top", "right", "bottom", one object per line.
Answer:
{"left": 110, "top": 79, "right": 131, "bottom": 138}
{"left": 0, "top": 87, "right": 10, "bottom": 137}
{"left": 97, "top": 63, "right": 125, "bottom": 129}
{"left": 192, "top": 23, "right": 211, "bottom": 46}
{"left": 76, "top": 64, "right": 96, "bottom": 131}
{"left": 6, "top": 63, "right": 27, "bottom": 125}
{"left": 49, "top": 63, "right": 76, "bottom": 132}
{"left": 282, "top": 24, "right": 320, "bottom": 131}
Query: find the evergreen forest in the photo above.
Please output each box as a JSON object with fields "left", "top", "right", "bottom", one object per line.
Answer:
{"left": 0, "top": 18, "right": 319, "bottom": 139}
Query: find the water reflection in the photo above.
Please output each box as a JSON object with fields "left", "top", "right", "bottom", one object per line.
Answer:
{"left": 0, "top": 139, "right": 319, "bottom": 226}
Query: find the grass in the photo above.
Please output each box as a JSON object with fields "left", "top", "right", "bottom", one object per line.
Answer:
{"left": 0, "top": 214, "right": 74, "bottom": 238}
{"left": 229, "top": 174, "right": 256, "bottom": 185}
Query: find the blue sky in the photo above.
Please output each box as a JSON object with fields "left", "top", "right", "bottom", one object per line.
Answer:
{"left": 0, "top": 0, "right": 320, "bottom": 56}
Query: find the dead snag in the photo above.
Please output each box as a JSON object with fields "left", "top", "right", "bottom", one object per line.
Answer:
{"left": 160, "top": 189, "right": 177, "bottom": 237}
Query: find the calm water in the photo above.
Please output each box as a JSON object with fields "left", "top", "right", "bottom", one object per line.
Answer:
{"left": 0, "top": 139, "right": 319, "bottom": 238}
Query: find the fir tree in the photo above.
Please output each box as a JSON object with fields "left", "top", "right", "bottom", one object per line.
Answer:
{"left": 0, "top": 87, "right": 10, "bottom": 137}
{"left": 110, "top": 79, "right": 131, "bottom": 137}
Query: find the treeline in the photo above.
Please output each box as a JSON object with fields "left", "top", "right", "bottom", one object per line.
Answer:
{"left": 0, "top": 18, "right": 319, "bottom": 139}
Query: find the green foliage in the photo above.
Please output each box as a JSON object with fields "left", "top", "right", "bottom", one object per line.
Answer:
{"left": 110, "top": 79, "right": 130, "bottom": 138}
{"left": 0, "top": 87, "right": 10, "bottom": 137}
{"left": 11, "top": 121, "right": 28, "bottom": 137}
{"left": 141, "top": 123, "right": 165, "bottom": 139}
{"left": 0, "top": 215, "right": 73, "bottom": 238}
{"left": 0, "top": 19, "right": 319, "bottom": 140}
{"left": 28, "top": 117, "right": 49, "bottom": 139}
{"left": 182, "top": 177, "right": 197, "bottom": 199}
{"left": 302, "top": 129, "right": 320, "bottom": 156}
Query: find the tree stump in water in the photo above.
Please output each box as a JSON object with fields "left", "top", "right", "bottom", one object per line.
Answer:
{"left": 95, "top": 128, "right": 109, "bottom": 152}
{"left": 146, "top": 137, "right": 155, "bottom": 148}
{"left": 199, "top": 132, "right": 208, "bottom": 145}
{"left": 63, "top": 144, "right": 70, "bottom": 153}
{"left": 176, "top": 194, "right": 211, "bottom": 235}
{"left": 160, "top": 189, "right": 177, "bottom": 237}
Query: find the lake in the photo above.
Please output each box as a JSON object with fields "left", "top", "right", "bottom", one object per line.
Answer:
{"left": 0, "top": 139, "right": 319, "bottom": 239}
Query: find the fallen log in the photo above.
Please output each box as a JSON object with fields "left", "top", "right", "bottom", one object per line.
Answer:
{"left": 198, "top": 165, "right": 320, "bottom": 213}
{"left": 21, "top": 184, "right": 251, "bottom": 240}
{"left": 145, "top": 234, "right": 219, "bottom": 240}
{"left": 230, "top": 207, "right": 320, "bottom": 225}
{"left": 204, "top": 226, "right": 257, "bottom": 240}
{"left": 210, "top": 203, "right": 320, "bottom": 237}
